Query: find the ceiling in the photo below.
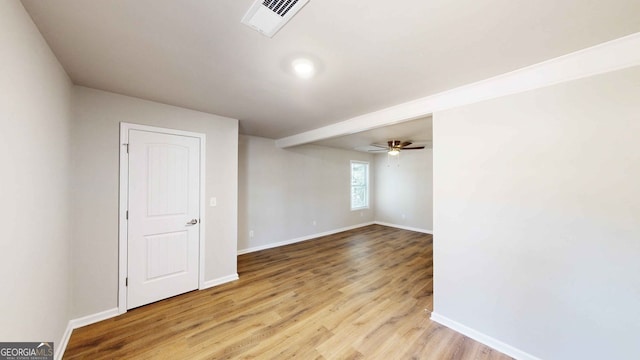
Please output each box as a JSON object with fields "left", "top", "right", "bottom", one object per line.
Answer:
{"left": 21, "top": 0, "right": 640, "bottom": 139}
{"left": 313, "top": 117, "right": 432, "bottom": 153}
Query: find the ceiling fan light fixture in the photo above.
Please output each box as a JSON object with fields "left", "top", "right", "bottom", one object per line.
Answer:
{"left": 292, "top": 58, "right": 315, "bottom": 79}
{"left": 388, "top": 149, "right": 400, "bottom": 156}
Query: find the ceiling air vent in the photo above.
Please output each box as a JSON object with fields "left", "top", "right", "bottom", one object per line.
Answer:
{"left": 241, "top": 0, "right": 310, "bottom": 38}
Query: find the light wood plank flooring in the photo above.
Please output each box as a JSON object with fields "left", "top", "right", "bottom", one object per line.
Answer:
{"left": 64, "top": 224, "right": 511, "bottom": 359}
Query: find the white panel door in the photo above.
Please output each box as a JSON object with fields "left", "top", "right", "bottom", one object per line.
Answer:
{"left": 127, "top": 129, "right": 200, "bottom": 309}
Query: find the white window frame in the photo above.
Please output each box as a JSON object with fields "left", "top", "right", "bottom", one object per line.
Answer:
{"left": 350, "top": 160, "right": 370, "bottom": 210}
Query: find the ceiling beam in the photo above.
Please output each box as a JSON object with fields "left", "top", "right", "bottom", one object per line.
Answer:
{"left": 276, "top": 32, "right": 640, "bottom": 148}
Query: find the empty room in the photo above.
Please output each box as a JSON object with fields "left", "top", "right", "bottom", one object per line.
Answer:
{"left": 2, "top": 1, "right": 639, "bottom": 359}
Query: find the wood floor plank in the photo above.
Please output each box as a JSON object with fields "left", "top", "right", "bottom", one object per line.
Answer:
{"left": 63, "top": 224, "right": 511, "bottom": 359}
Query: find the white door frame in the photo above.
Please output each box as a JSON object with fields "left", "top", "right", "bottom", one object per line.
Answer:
{"left": 118, "top": 122, "right": 206, "bottom": 314}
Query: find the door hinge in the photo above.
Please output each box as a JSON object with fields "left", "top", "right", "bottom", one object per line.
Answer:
{"left": 125, "top": 277, "right": 128, "bottom": 286}
{"left": 126, "top": 210, "right": 128, "bottom": 220}
{"left": 123, "top": 143, "right": 129, "bottom": 153}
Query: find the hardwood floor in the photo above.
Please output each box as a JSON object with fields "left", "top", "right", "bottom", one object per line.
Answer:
{"left": 64, "top": 225, "right": 511, "bottom": 359}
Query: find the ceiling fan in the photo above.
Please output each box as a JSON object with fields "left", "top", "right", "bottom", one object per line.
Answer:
{"left": 369, "top": 140, "right": 426, "bottom": 156}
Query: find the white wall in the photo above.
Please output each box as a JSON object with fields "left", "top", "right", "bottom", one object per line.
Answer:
{"left": 374, "top": 150, "right": 433, "bottom": 232}
{"left": 433, "top": 66, "right": 640, "bottom": 360}
{"left": 238, "top": 135, "right": 374, "bottom": 252}
{"left": 71, "top": 86, "right": 238, "bottom": 317}
{"left": 0, "top": 0, "right": 72, "bottom": 347}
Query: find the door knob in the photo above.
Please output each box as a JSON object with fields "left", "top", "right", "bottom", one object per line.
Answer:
{"left": 186, "top": 219, "right": 198, "bottom": 225}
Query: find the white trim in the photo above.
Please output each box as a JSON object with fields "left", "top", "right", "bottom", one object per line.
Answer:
{"left": 275, "top": 32, "right": 640, "bottom": 148}
{"left": 118, "top": 124, "right": 128, "bottom": 314}
{"left": 118, "top": 122, "right": 206, "bottom": 314}
{"left": 55, "top": 308, "right": 119, "bottom": 360}
{"left": 55, "top": 323, "right": 73, "bottom": 360}
{"left": 430, "top": 312, "right": 543, "bottom": 360}
{"left": 350, "top": 160, "right": 370, "bottom": 211}
{"left": 198, "top": 134, "right": 207, "bottom": 291}
{"left": 374, "top": 221, "right": 432, "bottom": 234}
{"left": 200, "top": 274, "right": 240, "bottom": 290}
{"left": 237, "top": 222, "right": 374, "bottom": 255}
{"left": 69, "top": 308, "right": 120, "bottom": 329}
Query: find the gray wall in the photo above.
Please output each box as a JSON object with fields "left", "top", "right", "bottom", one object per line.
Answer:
{"left": 374, "top": 150, "right": 433, "bottom": 231}
{"left": 71, "top": 86, "right": 239, "bottom": 317}
{"left": 0, "top": 0, "right": 73, "bottom": 347}
{"left": 433, "top": 66, "right": 640, "bottom": 359}
{"left": 238, "top": 135, "right": 374, "bottom": 252}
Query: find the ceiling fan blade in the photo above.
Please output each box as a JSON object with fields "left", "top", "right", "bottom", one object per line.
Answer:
{"left": 400, "top": 141, "right": 413, "bottom": 148}
{"left": 370, "top": 144, "right": 388, "bottom": 149}
{"left": 402, "top": 146, "right": 425, "bottom": 150}
{"left": 367, "top": 149, "right": 388, "bottom": 152}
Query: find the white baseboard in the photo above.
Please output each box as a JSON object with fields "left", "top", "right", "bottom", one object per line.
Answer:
{"left": 69, "top": 307, "right": 120, "bottom": 329}
{"left": 200, "top": 273, "right": 239, "bottom": 290}
{"left": 56, "top": 273, "right": 238, "bottom": 360}
{"left": 237, "top": 222, "right": 375, "bottom": 255}
{"left": 55, "top": 323, "right": 73, "bottom": 360}
{"left": 56, "top": 308, "right": 119, "bottom": 360}
{"left": 430, "top": 312, "right": 542, "bottom": 360}
{"left": 374, "top": 221, "right": 433, "bottom": 234}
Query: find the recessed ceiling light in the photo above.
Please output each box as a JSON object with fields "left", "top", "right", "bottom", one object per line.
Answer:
{"left": 292, "top": 58, "right": 315, "bottom": 79}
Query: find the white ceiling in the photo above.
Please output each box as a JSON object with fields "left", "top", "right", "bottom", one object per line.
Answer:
{"left": 21, "top": 0, "right": 640, "bottom": 139}
{"left": 313, "top": 117, "right": 432, "bottom": 152}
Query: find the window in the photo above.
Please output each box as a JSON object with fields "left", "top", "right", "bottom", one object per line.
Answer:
{"left": 350, "top": 161, "right": 369, "bottom": 210}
